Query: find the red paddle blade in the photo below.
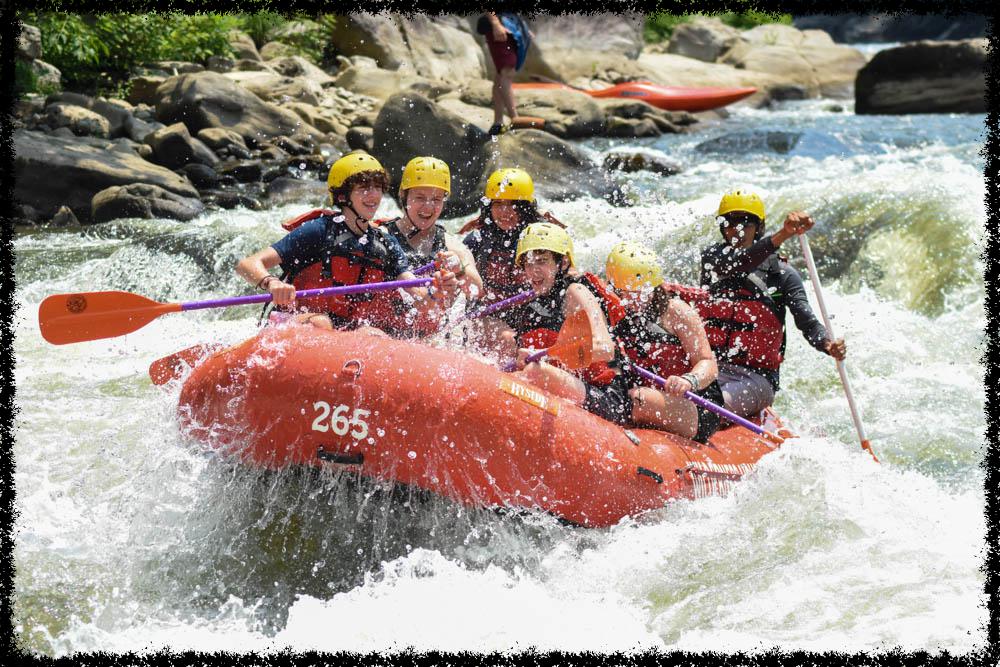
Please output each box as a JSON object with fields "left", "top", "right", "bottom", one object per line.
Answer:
{"left": 148, "top": 343, "right": 224, "bottom": 385}
{"left": 38, "top": 291, "right": 182, "bottom": 345}
{"left": 548, "top": 309, "right": 595, "bottom": 370}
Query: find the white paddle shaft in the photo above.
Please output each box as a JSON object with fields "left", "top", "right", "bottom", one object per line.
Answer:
{"left": 798, "top": 234, "right": 869, "bottom": 445}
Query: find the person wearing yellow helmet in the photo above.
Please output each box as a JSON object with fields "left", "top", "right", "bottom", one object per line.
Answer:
{"left": 483, "top": 223, "right": 633, "bottom": 425}
{"left": 236, "top": 150, "right": 453, "bottom": 334}
{"left": 699, "top": 189, "right": 847, "bottom": 417}
{"left": 604, "top": 242, "right": 723, "bottom": 443}
{"left": 459, "top": 167, "right": 564, "bottom": 305}
{"left": 380, "top": 156, "right": 483, "bottom": 336}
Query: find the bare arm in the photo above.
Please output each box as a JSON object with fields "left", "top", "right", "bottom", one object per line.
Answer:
{"left": 235, "top": 247, "right": 296, "bottom": 306}
{"left": 563, "top": 283, "right": 615, "bottom": 363}
{"left": 662, "top": 298, "right": 718, "bottom": 392}
{"left": 445, "top": 236, "right": 484, "bottom": 301}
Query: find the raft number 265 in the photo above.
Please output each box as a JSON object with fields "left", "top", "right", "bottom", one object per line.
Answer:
{"left": 311, "top": 402, "right": 369, "bottom": 439}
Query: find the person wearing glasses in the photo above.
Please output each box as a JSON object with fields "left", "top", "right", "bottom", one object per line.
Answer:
{"left": 699, "top": 190, "right": 847, "bottom": 417}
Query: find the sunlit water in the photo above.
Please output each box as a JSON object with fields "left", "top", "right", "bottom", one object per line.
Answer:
{"left": 13, "top": 99, "right": 987, "bottom": 655}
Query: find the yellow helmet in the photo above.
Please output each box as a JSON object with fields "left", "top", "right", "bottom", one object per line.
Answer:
{"left": 400, "top": 156, "right": 451, "bottom": 195}
{"left": 605, "top": 241, "right": 663, "bottom": 291}
{"left": 327, "top": 151, "right": 386, "bottom": 189}
{"left": 515, "top": 222, "right": 574, "bottom": 268}
{"left": 485, "top": 168, "right": 534, "bottom": 201}
{"left": 717, "top": 189, "right": 766, "bottom": 221}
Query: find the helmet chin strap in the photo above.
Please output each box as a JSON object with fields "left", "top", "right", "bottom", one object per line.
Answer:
{"left": 340, "top": 199, "right": 371, "bottom": 230}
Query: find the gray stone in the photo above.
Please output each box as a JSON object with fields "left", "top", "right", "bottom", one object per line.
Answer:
{"left": 124, "top": 114, "right": 164, "bottom": 143}
{"left": 666, "top": 18, "right": 741, "bottom": 63}
{"left": 207, "top": 55, "right": 235, "bottom": 73}
{"left": 265, "top": 176, "right": 329, "bottom": 206}
{"left": 178, "top": 163, "right": 221, "bottom": 189}
{"left": 346, "top": 126, "right": 374, "bottom": 152}
{"left": 855, "top": 39, "right": 986, "bottom": 114}
{"left": 50, "top": 205, "right": 80, "bottom": 226}
{"left": 144, "top": 122, "right": 220, "bottom": 170}
{"left": 150, "top": 61, "right": 205, "bottom": 74}
{"left": 45, "top": 103, "right": 111, "bottom": 138}
{"left": 19, "top": 23, "right": 42, "bottom": 60}
{"left": 91, "top": 183, "right": 205, "bottom": 223}
{"left": 218, "top": 161, "right": 263, "bottom": 183}
{"left": 15, "top": 128, "right": 198, "bottom": 222}
{"left": 128, "top": 75, "right": 167, "bottom": 106}
{"left": 31, "top": 60, "right": 61, "bottom": 89}
{"left": 603, "top": 150, "right": 682, "bottom": 176}
{"left": 228, "top": 30, "right": 262, "bottom": 61}
{"left": 259, "top": 41, "right": 297, "bottom": 61}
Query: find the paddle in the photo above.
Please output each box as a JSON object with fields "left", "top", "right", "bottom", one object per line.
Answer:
{"left": 502, "top": 308, "right": 594, "bottom": 372}
{"left": 626, "top": 363, "right": 784, "bottom": 446}
{"left": 39, "top": 277, "right": 434, "bottom": 345}
{"left": 798, "top": 234, "right": 879, "bottom": 463}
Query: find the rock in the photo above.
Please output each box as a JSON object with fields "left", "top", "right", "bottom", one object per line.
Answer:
{"left": 15, "top": 95, "right": 45, "bottom": 123}
{"left": 218, "top": 161, "right": 263, "bottom": 183}
{"left": 605, "top": 117, "right": 660, "bottom": 138}
{"left": 19, "top": 23, "right": 42, "bottom": 60}
{"left": 15, "top": 129, "right": 198, "bottom": 222}
{"left": 14, "top": 203, "right": 43, "bottom": 226}
{"left": 207, "top": 55, "right": 235, "bottom": 73}
{"left": 265, "top": 176, "right": 329, "bottom": 206}
{"left": 268, "top": 56, "right": 336, "bottom": 86}
{"left": 259, "top": 144, "right": 290, "bottom": 161}
{"left": 635, "top": 53, "right": 785, "bottom": 104}
{"left": 150, "top": 61, "right": 204, "bottom": 74}
{"left": 229, "top": 30, "right": 262, "bottom": 61}
{"left": 30, "top": 60, "right": 61, "bottom": 89}
{"left": 328, "top": 13, "right": 485, "bottom": 81}
{"left": 233, "top": 59, "right": 274, "bottom": 72}
{"left": 666, "top": 17, "right": 741, "bottom": 62}
{"left": 124, "top": 114, "right": 164, "bottom": 143}
{"left": 855, "top": 39, "right": 987, "bottom": 114}
{"left": 719, "top": 25, "right": 867, "bottom": 98}
{"left": 144, "top": 122, "right": 220, "bottom": 169}
{"left": 284, "top": 102, "right": 349, "bottom": 136}
{"left": 155, "top": 71, "right": 324, "bottom": 146}
{"left": 695, "top": 130, "right": 851, "bottom": 159}
{"left": 275, "top": 136, "right": 310, "bottom": 156}
{"left": 49, "top": 205, "right": 80, "bottom": 226}
{"left": 91, "top": 183, "right": 205, "bottom": 223}
{"left": 603, "top": 149, "right": 682, "bottom": 176}
{"left": 202, "top": 190, "right": 264, "bottom": 211}
{"left": 346, "top": 126, "right": 374, "bottom": 152}
{"left": 793, "top": 14, "right": 987, "bottom": 43}
{"left": 45, "top": 91, "right": 92, "bottom": 107}
{"left": 91, "top": 98, "right": 134, "bottom": 137}
{"left": 260, "top": 41, "right": 298, "bottom": 61}
{"left": 128, "top": 75, "right": 167, "bottom": 106}
{"left": 49, "top": 126, "right": 75, "bottom": 139}
{"left": 196, "top": 127, "right": 249, "bottom": 153}
{"left": 223, "top": 71, "right": 325, "bottom": 106}
{"left": 45, "top": 104, "right": 111, "bottom": 138}
{"left": 178, "top": 163, "right": 221, "bottom": 189}
{"left": 332, "top": 63, "right": 437, "bottom": 103}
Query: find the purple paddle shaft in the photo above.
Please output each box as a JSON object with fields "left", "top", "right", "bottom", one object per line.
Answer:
{"left": 630, "top": 364, "right": 770, "bottom": 438}
{"left": 179, "top": 277, "right": 433, "bottom": 311}
{"left": 413, "top": 261, "right": 435, "bottom": 275}
{"left": 457, "top": 290, "right": 535, "bottom": 325}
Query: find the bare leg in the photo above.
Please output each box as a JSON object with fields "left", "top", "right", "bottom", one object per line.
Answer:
{"left": 498, "top": 67, "right": 518, "bottom": 120}
{"left": 491, "top": 75, "right": 505, "bottom": 126}
{"left": 292, "top": 313, "right": 334, "bottom": 330}
{"left": 630, "top": 387, "right": 700, "bottom": 440}
{"left": 517, "top": 362, "right": 587, "bottom": 404}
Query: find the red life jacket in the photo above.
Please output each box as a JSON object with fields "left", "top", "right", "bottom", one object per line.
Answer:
{"left": 279, "top": 208, "right": 400, "bottom": 329}
{"left": 376, "top": 218, "right": 449, "bottom": 337}
{"left": 613, "top": 303, "right": 692, "bottom": 382}
{"left": 516, "top": 273, "right": 625, "bottom": 386}
{"left": 663, "top": 281, "right": 784, "bottom": 371}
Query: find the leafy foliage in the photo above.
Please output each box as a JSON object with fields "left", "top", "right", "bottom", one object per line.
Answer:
{"left": 644, "top": 11, "right": 793, "bottom": 43}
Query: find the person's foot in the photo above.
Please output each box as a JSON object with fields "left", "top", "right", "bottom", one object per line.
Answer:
{"left": 487, "top": 122, "right": 509, "bottom": 136}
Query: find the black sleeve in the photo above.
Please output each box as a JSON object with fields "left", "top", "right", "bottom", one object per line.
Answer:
{"left": 777, "top": 263, "right": 829, "bottom": 353}
{"left": 700, "top": 236, "right": 779, "bottom": 288}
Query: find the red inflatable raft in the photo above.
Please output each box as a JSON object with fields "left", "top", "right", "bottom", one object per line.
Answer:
{"left": 512, "top": 81, "right": 758, "bottom": 112}
{"left": 174, "top": 325, "right": 789, "bottom": 528}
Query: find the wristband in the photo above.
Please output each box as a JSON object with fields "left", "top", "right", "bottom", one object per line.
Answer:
{"left": 682, "top": 373, "right": 699, "bottom": 391}
{"left": 256, "top": 275, "right": 277, "bottom": 290}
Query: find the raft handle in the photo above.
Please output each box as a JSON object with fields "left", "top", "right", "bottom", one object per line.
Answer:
{"left": 623, "top": 430, "right": 641, "bottom": 446}
{"left": 637, "top": 467, "right": 663, "bottom": 484}
{"left": 317, "top": 448, "right": 364, "bottom": 465}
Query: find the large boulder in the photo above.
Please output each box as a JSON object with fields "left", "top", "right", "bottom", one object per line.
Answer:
{"left": 154, "top": 71, "right": 324, "bottom": 146}
{"left": 128, "top": 75, "right": 167, "bottom": 106}
{"left": 19, "top": 23, "right": 42, "bottom": 60}
{"left": 30, "top": 60, "right": 61, "bottom": 90}
{"left": 45, "top": 103, "right": 111, "bottom": 138}
{"left": 144, "top": 122, "right": 219, "bottom": 169}
{"left": 91, "top": 183, "right": 205, "bottom": 223}
{"left": 228, "top": 30, "right": 262, "bottom": 61}
{"left": 14, "top": 129, "right": 198, "bottom": 222}
{"left": 855, "top": 39, "right": 987, "bottom": 114}
{"left": 372, "top": 92, "right": 621, "bottom": 217}
{"left": 719, "top": 24, "right": 867, "bottom": 98}
{"left": 666, "top": 17, "right": 741, "bottom": 63}
{"left": 635, "top": 52, "right": 783, "bottom": 103}
{"left": 45, "top": 92, "right": 134, "bottom": 138}
{"left": 793, "top": 14, "right": 987, "bottom": 43}
{"left": 328, "top": 13, "right": 485, "bottom": 81}
{"left": 267, "top": 55, "right": 336, "bottom": 86}
{"left": 223, "top": 70, "right": 325, "bottom": 106}
{"left": 331, "top": 62, "right": 437, "bottom": 103}
{"left": 461, "top": 80, "right": 606, "bottom": 139}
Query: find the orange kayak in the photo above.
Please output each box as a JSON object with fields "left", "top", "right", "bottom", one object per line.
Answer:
{"left": 513, "top": 81, "right": 757, "bottom": 112}
{"left": 174, "top": 325, "right": 789, "bottom": 527}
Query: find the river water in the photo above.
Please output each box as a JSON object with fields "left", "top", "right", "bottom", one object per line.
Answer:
{"left": 12, "top": 96, "right": 987, "bottom": 655}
